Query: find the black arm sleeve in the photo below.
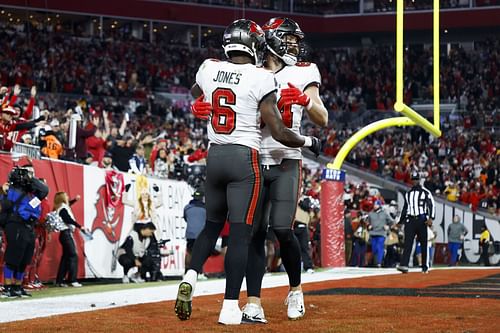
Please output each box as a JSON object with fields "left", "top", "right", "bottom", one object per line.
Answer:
{"left": 59, "top": 208, "right": 82, "bottom": 229}
{"left": 12, "top": 120, "right": 38, "bottom": 131}
{"left": 69, "top": 199, "right": 78, "bottom": 206}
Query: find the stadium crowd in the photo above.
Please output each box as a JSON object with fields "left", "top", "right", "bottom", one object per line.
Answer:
{"left": 0, "top": 30, "right": 215, "bottom": 97}
{"left": 313, "top": 124, "right": 499, "bottom": 215}
{"left": 0, "top": 27, "right": 498, "bottom": 216}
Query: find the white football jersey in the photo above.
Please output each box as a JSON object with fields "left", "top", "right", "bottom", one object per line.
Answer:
{"left": 196, "top": 59, "right": 277, "bottom": 151}
{"left": 260, "top": 62, "right": 321, "bottom": 165}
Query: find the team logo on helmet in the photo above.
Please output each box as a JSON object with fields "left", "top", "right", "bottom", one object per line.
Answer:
{"left": 262, "top": 18, "right": 285, "bottom": 31}
{"left": 250, "top": 21, "right": 264, "bottom": 36}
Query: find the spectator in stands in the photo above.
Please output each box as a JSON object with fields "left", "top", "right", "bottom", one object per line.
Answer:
{"left": 109, "top": 135, "right": 135, "bottom": 172}
{"left": 71, "top": 113, "right": 97, "bottom": 163}
{"left": 129, "top": 144, "right": 148, "bottom": 174}
{"left": 0, "top": 106, "right": 46, "bottom": 152}
{"left": 100, "top": 151, "right": 115, "bottom": 170}
{"left": 50, "top": 119, "right": 67, "bottom": 148}
{"left": 444, "top": 182, "right": 460, "bottom": 202}
{"left": 149, "top": 139, "right": 167, "bottom": 170}
{"left": 447, "top": 215, "right": 468, "bottom": 266}
{"left": 20, "top": 133, "right": 32, "bottom": 145}
{"left": 40, "top": 125, "right": 63, "bottom": 159}
{"left": 86, "top": 116, "right": 110, "bottom": 167}
{"left": 154, "top": 148, "right": 170, "bottom": 179}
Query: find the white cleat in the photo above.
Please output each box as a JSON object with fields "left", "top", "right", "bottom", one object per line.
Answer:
{"left": 286, "top": 290, "right": 305, "bottom": 320}
{"left": 242, "top": 303, "right": 268, "bottom": 324}
{"left": 218, "top": 305, "right": 242, "bottom": 325}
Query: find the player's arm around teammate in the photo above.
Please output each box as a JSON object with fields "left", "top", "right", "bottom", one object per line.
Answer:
{"left": 242, "top": 17, "right": 328, "bottom": 324}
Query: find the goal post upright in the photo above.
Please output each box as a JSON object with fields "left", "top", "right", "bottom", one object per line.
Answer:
{"left": 319, "top": 0, "right": 442, "bottom": 268}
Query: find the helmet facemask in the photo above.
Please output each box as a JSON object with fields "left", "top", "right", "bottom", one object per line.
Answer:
{"left": 262, "top": 17, "right": 305, "bottom": 66}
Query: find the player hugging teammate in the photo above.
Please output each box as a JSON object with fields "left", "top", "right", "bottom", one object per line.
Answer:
{"left": 175, "top": 17, "right": 327, "bottom": 325}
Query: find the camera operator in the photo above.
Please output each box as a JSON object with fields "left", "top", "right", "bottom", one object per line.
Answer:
{"left": 0, "top": 165, "right": 49, "bottom": 298}
{"left": 294, "top": 196, "right": 315, "bottom": 274}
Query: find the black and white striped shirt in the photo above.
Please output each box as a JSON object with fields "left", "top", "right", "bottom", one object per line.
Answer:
{"left": 400, "top": 185, "right": 435, "bottom": 221}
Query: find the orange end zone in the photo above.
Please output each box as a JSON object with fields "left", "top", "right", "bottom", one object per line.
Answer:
{"left": 2, "top": 268, "right": 499, "bottom": 333}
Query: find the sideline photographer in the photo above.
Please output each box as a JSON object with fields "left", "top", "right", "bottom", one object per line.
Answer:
{"left": 117, "top": 221, "right": 158, "bottom": 283}
{"left": 0, "top": 165, "right": 49, "bottom": 298}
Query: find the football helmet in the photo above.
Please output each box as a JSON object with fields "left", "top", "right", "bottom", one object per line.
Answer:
{"left": 262, "top": 17, "right": 304, "bottom": 66}
{"left": 222, "top": 19, "right": 266, "bottom": 65}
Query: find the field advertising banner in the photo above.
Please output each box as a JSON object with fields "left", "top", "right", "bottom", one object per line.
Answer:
{"left": 0, "top": 155, "right": 192, "bottom": 281}
{"left": 83, "top": 166, "right": 192, "bottom": 278}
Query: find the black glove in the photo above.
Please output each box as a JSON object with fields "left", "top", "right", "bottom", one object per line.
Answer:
{"left": 308, "top": 137, "right": 322, "bottom": 157}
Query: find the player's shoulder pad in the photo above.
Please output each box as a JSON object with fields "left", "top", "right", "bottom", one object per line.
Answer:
{"left": 200, "top": 58, "right": 220, "bottom": 69}
{"left": 293, "top": 62, "right": 320, "bottom": 75}
{"left": 295, "top": 61, "right": 312, "bottom": 67}
{"left": 296, "top": 62, "right": 319, "bottom": 70}
{"left": 255, "top": 66, "right": 275, "bottom": 76}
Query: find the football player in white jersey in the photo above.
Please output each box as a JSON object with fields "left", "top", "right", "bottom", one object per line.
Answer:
{"left": 174, "top": 19, "right": 321, "bottom": 325}
{"left": 241, "top": 17, "right": 329, "bottom": 323}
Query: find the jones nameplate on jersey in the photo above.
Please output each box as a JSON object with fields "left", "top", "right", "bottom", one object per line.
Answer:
{"left": 213, "top": 70, "right": 241, "bottom": 84}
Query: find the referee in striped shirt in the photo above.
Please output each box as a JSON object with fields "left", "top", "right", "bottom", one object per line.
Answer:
{"left": 397, "top": 171, "right": 435, "bottom": 274}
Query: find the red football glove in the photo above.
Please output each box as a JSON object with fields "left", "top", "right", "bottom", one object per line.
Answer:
{"left": 191, "top": 95, "right": 212, "bottom": 120}
{"left": 280, "top": 82, "right": 312, "bottom": 110}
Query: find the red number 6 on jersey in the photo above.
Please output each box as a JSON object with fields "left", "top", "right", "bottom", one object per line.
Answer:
{"left": 211, "top": 88, "right": 236, "bottom": 134}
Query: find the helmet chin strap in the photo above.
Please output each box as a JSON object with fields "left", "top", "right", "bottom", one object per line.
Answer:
{"left": 267, "top": 45, "right": 297, "bottom": 66}
{"left": 281, "top": 53, "right": 297, "bottom": 66}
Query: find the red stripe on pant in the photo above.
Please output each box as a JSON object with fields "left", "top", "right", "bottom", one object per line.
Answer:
{"left": 246, "top": 149, "right": 261, "bottom": 225}
{"left": 291, "top": 159, "right": 303, "bottom": 229}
